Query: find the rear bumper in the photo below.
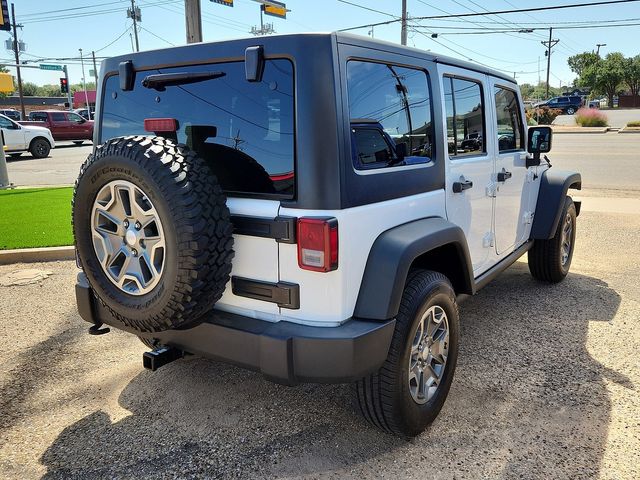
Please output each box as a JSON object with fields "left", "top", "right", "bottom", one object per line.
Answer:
{"left": 76, "top": 273, "right": 395, "bottom": 385}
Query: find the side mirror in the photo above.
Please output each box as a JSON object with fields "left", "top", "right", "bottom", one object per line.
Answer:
{"left": 395, "top": 142, "right": 408, "bottom": 161}
{"left": 528, "top": 126, "right": 552, "bottom": 154}
{"left": 527, "top": 126, "right": 552, "bottom": 167}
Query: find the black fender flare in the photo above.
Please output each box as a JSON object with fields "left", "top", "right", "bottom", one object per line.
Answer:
{"left": 353, "top": 217, "right": 474, "bottom": 320}
{"left": 530, "top": 169, "right": 581, "bottom": 240}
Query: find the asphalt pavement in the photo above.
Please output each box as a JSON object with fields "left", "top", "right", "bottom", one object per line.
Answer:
{"left": 5, "top": 142, "right": 92, "bottom": 187}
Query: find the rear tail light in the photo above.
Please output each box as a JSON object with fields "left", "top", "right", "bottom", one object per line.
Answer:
{"left": 144, "top": 118, "right": 177, "bottom": 132}
{"left": 297, "top": 217, "right": 338, "bottom": 272}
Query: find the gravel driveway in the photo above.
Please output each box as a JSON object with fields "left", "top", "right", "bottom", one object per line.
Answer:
{"left": 1, "top": 207, "right": 638, "bottom": 479}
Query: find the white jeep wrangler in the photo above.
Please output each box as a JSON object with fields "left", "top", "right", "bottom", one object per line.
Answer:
{"left": 74, "top": 33, "right": 580, "bottom": 437}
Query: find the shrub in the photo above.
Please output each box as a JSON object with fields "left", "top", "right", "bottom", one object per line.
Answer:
{"left": 627, "top": 120, "right": 640, "bottom": 127}
{"left": 526, "top": 106, "right": 563, "bottom": 125}
{"left": 575, "top": 108, "right": 608, "bottom": 127}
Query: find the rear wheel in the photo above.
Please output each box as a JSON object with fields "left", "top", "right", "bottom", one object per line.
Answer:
{"left": 29, "top": 138, "right": 51, "bottom": 158}
{"left": 566, "top": 106, "right": 576, "bottom": 115}
{"left": 528, "top": 196, "right": 576, "bottom": 283}
{"left": 354, "top": 270, "right": 459, "bottom": 437}
{"left": 73, "top": 140, "right": 84, "bottom": 145}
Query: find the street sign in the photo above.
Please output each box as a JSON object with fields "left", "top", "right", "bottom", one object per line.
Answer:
{"left": 262, "top": 0, "right": 286, "bottom": 19}
{"left": 211, "top": 0, "right": 233, "bottom": 6}
{"left": 0, "top": 0, "right": 9, "bottom": 32}
{"left": 40, "top": 64, "right": 63, "bottom": 71}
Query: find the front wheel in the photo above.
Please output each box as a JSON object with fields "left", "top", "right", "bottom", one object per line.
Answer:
{"left": 73, "top": 140, "right": 84, "bottom": 145}
{"left": 29, "top": 138, "right": 51, "bottom": 158}
{"left": 354, "top": 270, "right": 459, "bottom": 437}
{"left": 528, "top": 196, "right": 577, "bottom": 283}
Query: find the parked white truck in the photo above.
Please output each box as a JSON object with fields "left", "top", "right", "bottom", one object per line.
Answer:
{"left": 0, "top": 113, "right": 55, "bottom": 159}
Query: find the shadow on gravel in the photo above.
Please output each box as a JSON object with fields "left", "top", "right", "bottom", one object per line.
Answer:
{"left": 0, "top": 317, "right": 85, "bottom": 433}
{"left": 40, "top": 264, "right": 624, "bottom": 479}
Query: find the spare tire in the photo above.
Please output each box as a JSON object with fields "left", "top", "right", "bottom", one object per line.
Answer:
{"left": 73, "top": 136, "right": 234, "bottom": 333}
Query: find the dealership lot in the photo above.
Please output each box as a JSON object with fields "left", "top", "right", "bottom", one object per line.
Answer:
{"left": 0, "top": 136, "right": 639, "bottom": 478}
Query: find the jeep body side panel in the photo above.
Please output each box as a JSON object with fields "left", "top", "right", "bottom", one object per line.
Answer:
{"left": 278, "top": 190, "right": 446, "bottom": 326}
{"left": 354, "top": 217, "right": 473, "bottom": 320}
{"left": 530, "top": 170, "right": 581, "bottom": 240}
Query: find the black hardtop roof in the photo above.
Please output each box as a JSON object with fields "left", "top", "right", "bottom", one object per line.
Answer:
{"left": 100, "top": 32, "right": 516, "bottom": 84}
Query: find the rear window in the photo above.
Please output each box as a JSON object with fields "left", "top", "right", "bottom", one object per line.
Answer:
{"left": 100, "top": 59, "right": 295, "bottom": 198}
{"left": 29, "top": 112, "right": 48, "bottom": 122}
{"left": 51, "top": 112, "right": 66, "bottom": 121}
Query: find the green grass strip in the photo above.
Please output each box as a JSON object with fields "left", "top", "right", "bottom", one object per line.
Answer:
{"left": 0, "top": 187, "right": 74, "bottom": 250}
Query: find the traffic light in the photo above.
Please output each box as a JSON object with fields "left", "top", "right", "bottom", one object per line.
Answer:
{"left": 60, "top": 77, "right": 68, "bottom": 94}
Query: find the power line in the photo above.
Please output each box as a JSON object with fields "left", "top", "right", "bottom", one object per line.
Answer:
{"left": 340, "top": 0, "right": 640, "bottom": 32}
{"left": 139, "top": 25, "right": 176, "bottom": 46}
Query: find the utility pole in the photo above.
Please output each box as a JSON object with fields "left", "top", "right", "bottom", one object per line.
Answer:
{"left": 185, "top": 0, "right": 203, "bottom": 43}
{"left": 91, "top": 50, "right": 99, "bottom": 84}
{"left": 541, "top": 27, "right": 559, "bottom": 100}
{"left": 595, "top": 43, "right": 606, "bottom": 56}
{"left": 10, "top": 3, "right": 25, "bottom": 120}
{"left": 79, "top": 49, "right": 91, "bottom": 120}
{"left": 400, "top": 0, "right": 407, "bottom": 46}
{"left": 127, "top": 0, "right": 140, "bottom": 51}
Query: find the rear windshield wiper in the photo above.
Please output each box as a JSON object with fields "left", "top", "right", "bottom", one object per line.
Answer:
{"left": 142, "top": 71, "right": 226, "bottom": 90}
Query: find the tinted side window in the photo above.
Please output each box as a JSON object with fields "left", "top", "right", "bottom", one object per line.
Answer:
{"left": 0, "top": 116, "right": 13, "bottom": 128}
{"left": 67, "top": 112, "right": 85, "bottom": 123}
{"left": 444, "top": 77, "right": 485, "bottom": 157}
{"left": 101, "top": 59, "right": 294, "bottom": 198}
{"left": 347, "top": 60, "right": 434, "bottom": 168}
{"left": 494, "top": 86, "right": 523, "bottom": 152}
{"left": 353, "top": 128, "right": 394, "bottom": 165}
{"left": 30, "top": 112, "right": 48, "bottom": 122}
{"left": 51, "top": 112, "right": 66, "bottom": 122}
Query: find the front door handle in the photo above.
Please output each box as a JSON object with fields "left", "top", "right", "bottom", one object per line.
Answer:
{"left": 453, "top": 180, "right": 473, "bottom": 193}
{"left": 497, "top": 170, "right": 512, "bottom": 182}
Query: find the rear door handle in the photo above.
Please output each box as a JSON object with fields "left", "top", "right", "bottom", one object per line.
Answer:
{"left": 453, "top": 180, "right": 473, "bottom": 193}
{"left": 497, "top": 171, "right": 512, "bottom": 182}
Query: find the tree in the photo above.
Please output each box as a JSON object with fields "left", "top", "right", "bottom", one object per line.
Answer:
{"left": 38, "top": 84, "right": 62, "bottom": 97}
{"left": 582, "top": 52, "right": 626, "bottom": 107}
{"left": 70, "top": 82, "right": 96, "bottom": 94}
{"left": 21, "top": 81, "right": 39, "bottom": 96}
{"left": 519, "top": 83, "right": 535, "bottom": 99}
{"left": 567, "top": 52, "right": 600, "bottom": 79}
{"left": 624, "top": 55, "right": 640, "bottom": 98}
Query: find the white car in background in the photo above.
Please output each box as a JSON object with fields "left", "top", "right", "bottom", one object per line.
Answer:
{"left": 0, "top": 113, "right": 55, "bottom": 159}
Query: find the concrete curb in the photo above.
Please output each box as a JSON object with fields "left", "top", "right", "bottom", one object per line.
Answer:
{"left": 550, "top": 126, "right": 609, "bottom": 134}
{"left": 0, "top": 246, "right": 75, "bottom": 265}
{"left": 618, "top": 127, "right": 640, "bottom": 133}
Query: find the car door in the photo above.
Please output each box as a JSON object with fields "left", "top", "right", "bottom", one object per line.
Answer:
{"left": 66, "top": 112, "right": 89, "bottom": 138}
{"left": 50, "top": 111, "right": 70, "bottom": 139}
{"left": 0, "top": 115, "right": 25, "bottom": 151}
{"left": 490, "top": 80, "right": 532, "bottom": 257}
{"left": 441, "top": 69, "right": 496, "bottom": 276}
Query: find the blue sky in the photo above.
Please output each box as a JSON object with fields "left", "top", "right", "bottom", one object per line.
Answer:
{"left": 6, "top": 0, "right": 640, "bottom": 90}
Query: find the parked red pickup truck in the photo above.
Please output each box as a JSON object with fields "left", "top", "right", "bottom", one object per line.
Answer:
{"left": 20, "top": 110, "right": 94, "bottom": 143}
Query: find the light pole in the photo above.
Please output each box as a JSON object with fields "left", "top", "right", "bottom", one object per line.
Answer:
{"left": 596, "top": 43, "right": 606, "bottom": 56}
{"left": 79, "top": 48, "right": 91, "bottom": 120}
